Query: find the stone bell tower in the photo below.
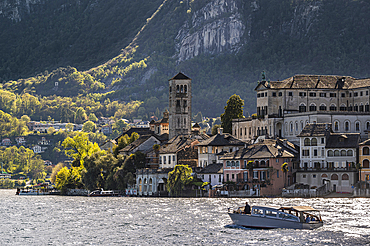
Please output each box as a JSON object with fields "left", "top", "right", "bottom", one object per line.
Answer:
{"left": 168, "top": 72, "right": 192, "bottom": 139}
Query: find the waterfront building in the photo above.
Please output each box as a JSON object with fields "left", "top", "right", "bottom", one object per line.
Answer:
{"left": 196, "top": 128, "right": 246, "bottom": 168}
{"left": 359, "top": 138, "right": 370, "bottom": 184}
{"left": 150, "top": 110, "right": 169, "bottom": 135}
{"left": 136, "top": 168, "right": 172, "bottom": 196}
{"left": 168, "top": 72, "right": 192, "bottom": 139}
{"left": 232, "top": 75, "right": 370, "bottom": 144}
{"left": 296, "top": 123, "right": 359, "bottom": 193}
{"left": 221, "top": 138, "right": 298, "bottom": 196}
{"left": 197, "top": 163, "right": 223, "bottom": 189}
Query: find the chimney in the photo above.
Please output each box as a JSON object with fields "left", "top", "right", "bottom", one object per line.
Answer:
{"left": 218, "top": 128, "right": 223, "bottom": 135}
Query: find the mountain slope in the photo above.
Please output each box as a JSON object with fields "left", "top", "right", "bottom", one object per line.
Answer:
{"left": 2, "top": 0, "right": 370, "bottom": 119}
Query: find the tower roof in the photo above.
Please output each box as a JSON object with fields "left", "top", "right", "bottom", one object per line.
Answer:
{"left": 170, "top": 72, "right": 191, "bottom": 80}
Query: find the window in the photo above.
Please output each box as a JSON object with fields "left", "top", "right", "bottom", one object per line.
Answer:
{"left": 309, "top": 92, "right": 316, "bottom": 97}
{"left": 302, "top": 149, "right": 310, "bottom": 156}
{"left": 313, "top": 174, "right": 317, "bottom": 178}
{"left": 272, "top": 92, "right": 276, "bottom": 97}
{"left": 163, "top": 156, "right": 166, "bottom": 164}
{"left": 367, "top": 91, "right": 369, "bottom": 96}
{"left": 321, "top": 138, "right": 325, "bottom": 144}
{"left": 320, "top": 93, "right": 326, "bottom": 97}
{"left": 329, "top": 104, "right": 337, "bottom": 111}
{"left": 184, "top": 85, "right": 187, "bottom": 93}
{"left": 356, "top": 122, "right": 360, "bottom": 132}
{"left": 314, "top": 149, "right": 318, "bottom": 156}
{"left": 334, "top": 150, "right": 340, "bottom": 156}
{"left": 277, "top": 170, "right": 279, "bottom": 178}
{"left": 299, "top": 104, "right": 306, "bottom": 112}
{"left": 341, "top": 150, "right": 346, "bottom": 156}
{"left": 345, "top": 122, "right": 350, "bottom": 131}
{"left": 232, "top": 174, "right": 235, "bottom": 180}
{"left": 309, "top": 104, "right": 317, "bottom": 111}
{"left": 319, "top": 104, "right": 327, "bottom": 111}
{"left": 304, "top": 138, "right": 310, "bottom": 146}
{"left": 349, "top": 93, "right": 352, "bottom": 97}
{"left": 364, "top": 147, "right": 370, "bottom": 155}
{"left": 278, "top": 92, "right": 282, "bottom": 97}
{"left": 253, "top": 171, "right": 258, "bottom": 179}
{"left": 347, "top": 150, "right": 353, "bottom": 156}
{"left": 341, "top": 93, "right": 346, "bottom": 97}
{"left": 226, "top": 161, "right": 231, "bottom": 166}
{"left": 342, "top": 174, "right": 349, "bottom": 180}
{"left": 354, "top": 92, "right": 358, "bottom": 97}
{"left": 288, "top": 92, "right": 293, "bottom": 96}
{"left": 340, "top": 105, "right": 347, "bottom": 111}
{"left": 330, "top": 93, "right": 336, "bottom": 97}
{"left": 311, "top": 138, "right": 317, "bottom": 146}
{"left": 328, "top": 150, "right": 334, "bottom": 157}
{"left": 360, "top": 91, "right": 363, "bottom": 96}
{"left": 354, "top": 105, "right": 358, "bottom": 111}
{"left": 299, "top": 92, "right": 306, "bottom": 97}
{"left": 334, "top": 121, "right": 339, "bottom": 131}
{"left": 360, "top": 105, "right": 364, "bottom": 112}
{"left": 226, "top": 174, "right": 229, "bottom": 181}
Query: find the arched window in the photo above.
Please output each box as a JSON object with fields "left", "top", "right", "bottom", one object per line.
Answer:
{"left": 295, "top": 121, "right": 298, "bottom": 132}
{"left": 319, "top": 104, "right": 327, "bottom": 111}
{"left": 304, "top": 138, "right": 310, "bottom": 146}
{"left": 299, "top": 103, "right": 306, "bottom": 112}
{"left": 356, "top": 122, "right": 360, "bottom": 132}
{"left": 226, "top": 161, "right": 231, "bottom": 166}
{"left": 176, "top": 85, "right": 179, "bottom": 92}
{"left": 334, "top": 121, "right": 339, "bottom": 131}
{"left": 354, "top": 104, "right": 359, "bottom": 111}
{"left": 360, "top": 103, "right": 364, "bottom": 112}
{"left": 143, "top": 178, "right": 147, "bottom": 192}
{"left": 231, "top": 161, "right": 235, "bottom": 167}
{"left": 341, "top": 150, "right": 346, "bottom": 156}
{"left": 184, "top": 85, "right": 187, "bottom": 93}
{"left": 321, "top": 174, "right": 328, "bottom": 178}
{"left": 311, "top": 138, "right": 317, "bottom": 146}
{"left": 367, "top": 122, "right": 370, "bottom": 130}
{"left": 329, "top": 104, "right": 337, "bottom": 111}
{"left": 236, "top": 161, "right": 240, "bottom": 167}
{"left": 342, "top": 174, "right": 349, "bottom": 180}
{"left": 366, "top": 103, "right": 369, "bottom": 112}
{"left": 340, "top": 104, "right": 347, "bottom": 111}
{"left": 309, "top": 103, "right": 316, "bottom": 111}
{"left": 334, "top": 150, "right": 340, "bottom": 156}
{"left": 180, "top": 85, "right": 184, "bottom": 93}
{"left": 347, "top": 150, "right": 353, "bottom": 156}
{"left": 139, "top": 178, "right": 142, "bottom": 192}
{"left": 345, "top": 121, "right": 350, "bottom": 131}
{"left": 331, "top": 174, "right": 338, "bottom": 180}
{"left": 255, "top": 160, "right": 259, "bottom": 166}
{"left": 260, "top": 160, "right": 266, "bottom": 166}
{"left": 363, "top": 147, "right": 370, "bottom": 155}
{"left": 149, "top": 178, "right": 153, "bottom": 192}
{"left": 363, "top": 159, "right": 370, "bottom": 168}
{"left": 327, "top": 150, "right": 334, "bottom": 157}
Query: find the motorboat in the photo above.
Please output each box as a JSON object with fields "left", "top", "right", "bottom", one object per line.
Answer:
{"left": 88, "top": 189, "right": 120, "bottom": 197}
{"left": 228, "top": 205, "right": 323, "bottom": 229}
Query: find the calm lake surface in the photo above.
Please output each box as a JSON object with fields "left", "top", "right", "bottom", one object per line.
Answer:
{"left": 1, "top": 190, "right": 369, "bottom": 245}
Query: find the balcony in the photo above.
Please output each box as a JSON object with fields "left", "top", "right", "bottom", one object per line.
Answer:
{"left": 296, "top": 167, "right": 356, "bottom": 172}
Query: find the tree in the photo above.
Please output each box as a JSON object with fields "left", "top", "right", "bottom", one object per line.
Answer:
{"left": 220, "top": 94, "right": 244, "bottom": 134}
{"left": 88, "top": 113, "right": 98, "bottom": 122}
{"left": 62, "top": 132, "right": 101, "bottom": 167}
{"left": 20, "top": 115, "right": 31, "bottom": 123}
{"left": 166, "top": 165, "right": 193, "bottom": 197}
{"left": 211, "top": 124, "right": 221, "bottom": 135}
{"left": 65, "top": 123, "right": 74, "bottom": 132}
{"left": 281, "top": 162, "right": 289, "bottom": 188}
{"left": 246, "top": 160, "right": 254, "bottom": 189}
{"left": 51, "top": 163, "right": 64, "bottom": 183}
{"left": 82, "top": 121, "right": 96, "bottom": 132}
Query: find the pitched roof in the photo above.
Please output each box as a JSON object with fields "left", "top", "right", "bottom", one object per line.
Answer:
{"left": 297, "top": 123, "right": 332, "bottom": 137}
{"left": 196, "top": 133, "right": 246, "bottom": 147}
{"left": 256, "top": 75, "right": 370, "bottom": 90}
{"left": 170, "top": 72, "right": 191, "bottom": 80}
{"left": 199, "top": 163, "right": 223, "bottom": 174}
{"left": 221, "top": 139, "right": 297, "bottom": 160}
{"left": 114, "top": 127, "right": 154, "bottom": 142}
{"left": 159, "top": 135, "right": 195, "bottom": 154}
{"left": 359, "top": 138, "right": 370, "bottom": 146}
{"left": 120, "top": 134, "right": 160, "bottom": 153}
{"left": 326, "top": 133, "right": 360, "bottom": 148}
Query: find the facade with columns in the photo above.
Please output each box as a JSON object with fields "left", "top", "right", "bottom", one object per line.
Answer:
{"left": 232, "top": 75, "right": 370, "bottom": 144}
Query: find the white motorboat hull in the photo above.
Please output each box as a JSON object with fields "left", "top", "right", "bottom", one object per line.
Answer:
{"left": 228, "top": 213, "right": 323, "bottom": 230}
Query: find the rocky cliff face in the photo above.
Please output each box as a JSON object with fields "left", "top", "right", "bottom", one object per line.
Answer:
{"left": 175, "top": 0, "right": 245, "bottom": 62}
{"left": 0, "top": 0, "right": 43, "bottom": 22}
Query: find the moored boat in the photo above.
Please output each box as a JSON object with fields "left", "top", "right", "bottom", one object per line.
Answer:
{"left": 228, "top": 205, "right": 323, "bottom": 229}
{"left": 16, "top": 184, "right": 59, "bottom": 195}
{"left": 88, "top": 189, "right": 120, "bottom": 197}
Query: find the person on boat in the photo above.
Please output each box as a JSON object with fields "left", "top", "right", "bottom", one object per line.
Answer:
{"left": 244, "top": 202, "right": 251, "bottom": 214}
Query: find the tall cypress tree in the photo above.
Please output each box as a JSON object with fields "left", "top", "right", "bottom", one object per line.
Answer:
{"left": 220, "top": 94, "right": 244, "bottom": 134}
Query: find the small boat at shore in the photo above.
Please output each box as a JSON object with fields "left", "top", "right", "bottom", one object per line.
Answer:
{"left": 88, "top": 189, "right": 120, "bottom": 197}
{"left": 16, "top": 184, "right": 60, "bottom": 195}
{"left": 228, "top": 205, "right": 323, "bottom": 230}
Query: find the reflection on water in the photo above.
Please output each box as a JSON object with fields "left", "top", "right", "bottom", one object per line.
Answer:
{"left": 0, "top": 190, "right": 369, "bottom": 245}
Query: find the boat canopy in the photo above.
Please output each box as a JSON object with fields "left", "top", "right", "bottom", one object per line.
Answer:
{"left": 280, "top": 206, "right": 319, "bottom": 212}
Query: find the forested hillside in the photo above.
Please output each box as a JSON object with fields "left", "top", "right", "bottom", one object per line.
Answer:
{"left": 1, "top": 0, "right": 370, "bottom": 119}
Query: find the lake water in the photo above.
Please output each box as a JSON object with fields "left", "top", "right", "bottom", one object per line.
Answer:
{"left": 1, "top": 189, "right": 370, "bottom": 245}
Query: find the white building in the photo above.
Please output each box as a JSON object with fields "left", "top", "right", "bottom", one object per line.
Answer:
{"left": 232, "top": 75, "right": 370, "bottom": 144}
{"left": 296, "top": 123, "right": 359, "bottom": 193}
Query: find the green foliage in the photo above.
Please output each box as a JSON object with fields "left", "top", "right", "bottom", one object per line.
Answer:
{"left": 0, "top": 145, "right": 45, "bottom": 179}
{"left": 221, "top": 94, "right": 244, "bottom": 134}
{"left": 113, "top": 132, "right": 140, "bottom": 157}
{"left": 82, "top": 121, "right": 97, "bottom": 133}
{"left": 166, "top": 165, "right": 193, "bottom": 197}
{"left": 0, "top": 179, "right": 26, "bottom": 189}
{"left": 55, "top": 165, "right": 84, "bottom": 194}
{"left": 62, "top": 132, "right": 102, "bottom": 167}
